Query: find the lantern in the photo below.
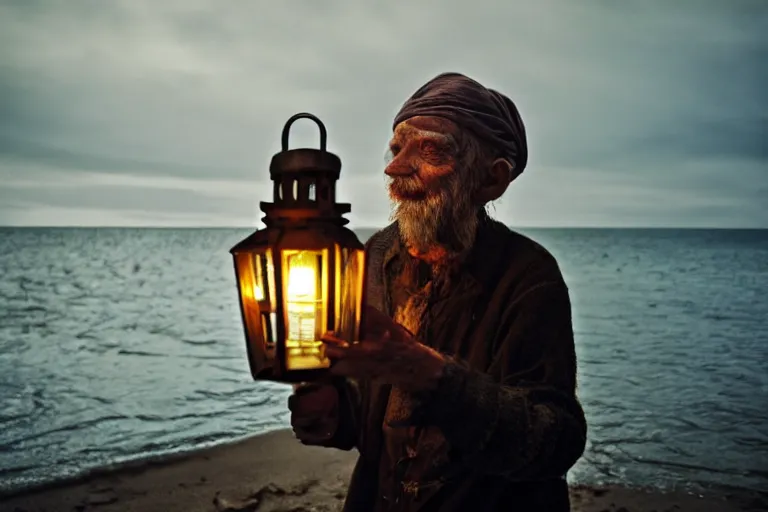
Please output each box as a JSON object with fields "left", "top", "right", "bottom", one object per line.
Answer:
{"left": 230, "top": 113, "right": 367, "bottom": 383}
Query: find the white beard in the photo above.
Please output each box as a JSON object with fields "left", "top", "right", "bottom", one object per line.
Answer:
{"left": 390, "top": 172, "right": 479, "bottom": 257}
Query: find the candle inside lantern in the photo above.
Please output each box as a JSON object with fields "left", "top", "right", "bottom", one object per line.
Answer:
{"left": 287, "top": 264, "right": 316, "bottom": 341}
{"left": 284, "top": 251, "right": 327, "bottom": 370}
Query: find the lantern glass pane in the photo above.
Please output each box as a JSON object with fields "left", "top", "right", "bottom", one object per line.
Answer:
{"left": 252, "top": 251, "right": 277, "bottom": 349}
{"left": 234, "top": 250, "right": 277, "bottom": 360}
{"left": 334, "top": 246, "right": 365, "bottom": 345}
{"left": 280, "top": 249, "right": 330, "bottom": 371}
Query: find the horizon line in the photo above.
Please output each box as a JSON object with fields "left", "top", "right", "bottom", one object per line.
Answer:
{"left": 1, "top": 225, "right": 766, "bottom": 231}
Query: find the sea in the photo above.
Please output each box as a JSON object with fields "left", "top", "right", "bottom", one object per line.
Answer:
{"left": 0, "top": 227, "right": 766, "bottom": 496}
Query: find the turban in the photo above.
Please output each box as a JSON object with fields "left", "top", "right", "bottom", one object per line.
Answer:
{"left": 393, "top": 72, "right": 528, "bottom": 174}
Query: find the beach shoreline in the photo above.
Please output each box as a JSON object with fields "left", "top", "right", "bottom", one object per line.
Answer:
{"left": 2, "top": 429, "right": 764, "bottom": 512}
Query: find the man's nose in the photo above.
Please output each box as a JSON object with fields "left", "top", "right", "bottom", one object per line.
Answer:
{"left": 384, "top": 161, "right": 415, "bottom": 177}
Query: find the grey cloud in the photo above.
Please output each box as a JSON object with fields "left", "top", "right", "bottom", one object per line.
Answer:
{"left": 0, "top": 182, "right": 248, "bottom": 217}
{"left": 0, "top": 0, "right": 766, "bottom": 226}
{"left": 0, "top": 136, "right": 247, "bottom": 177}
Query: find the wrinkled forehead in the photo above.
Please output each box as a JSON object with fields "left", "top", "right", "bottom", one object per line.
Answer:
{"left": 391, "top": 115, "right": 460, "bottom": 143}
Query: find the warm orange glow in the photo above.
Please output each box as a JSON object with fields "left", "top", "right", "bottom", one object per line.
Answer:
{"left": 282, "top": 250, "right": 329, "bottom": 370}
{"left": 287, "top": 266, "right": 315, "bottom": 299}
{"left": 286, "top": 253, "right": 319, "bottom": 343}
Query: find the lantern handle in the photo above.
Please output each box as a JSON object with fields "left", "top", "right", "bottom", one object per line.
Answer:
{"left": 281, "top": 113, "right": 327, "bottom": 152}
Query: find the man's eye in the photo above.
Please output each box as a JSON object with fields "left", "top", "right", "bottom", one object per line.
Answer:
{"left": 419, "top": 140, "right": 438, "bottom": 153}
{"left": 389, "top": 144, "right": 401, "bottom": 156}
{"left": 420, "top": 141, "right": 452, "bottom": 164}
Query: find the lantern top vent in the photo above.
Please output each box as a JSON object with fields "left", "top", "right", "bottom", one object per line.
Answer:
{"left": 262, "top": 113, "right": 350, "bottom": 226}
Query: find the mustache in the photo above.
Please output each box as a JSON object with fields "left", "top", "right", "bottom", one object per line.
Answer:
{"left": 388, "top": 176, "right": 427, "bottom": 200}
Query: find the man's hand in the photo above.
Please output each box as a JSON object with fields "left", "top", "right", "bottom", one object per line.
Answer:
{"left": 322, "top": 305, "right": 447, "bottom": 391}
{"left": 288, "top": 382, "right": 339, "bottom": 445}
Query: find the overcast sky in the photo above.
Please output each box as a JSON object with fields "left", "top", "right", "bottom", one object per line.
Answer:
{"left": 0, "top": 1, "right": 765, "bottom": 228}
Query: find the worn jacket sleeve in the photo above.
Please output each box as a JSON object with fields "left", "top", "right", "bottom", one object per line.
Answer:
{"left": 420, "top": 279, "right": 587, "bottom": 480}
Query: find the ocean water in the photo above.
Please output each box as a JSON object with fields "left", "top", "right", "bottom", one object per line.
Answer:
{"left": 0, "top": 227, "right": 766, "bottom": 495}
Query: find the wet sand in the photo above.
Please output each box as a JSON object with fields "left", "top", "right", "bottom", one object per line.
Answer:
{"left": 2, "top": 429, "right": 764, "bottom": 512}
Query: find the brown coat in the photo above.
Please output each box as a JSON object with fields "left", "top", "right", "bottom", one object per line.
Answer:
{"left": 317, "top": 217, "right": 587, "bottom": 511}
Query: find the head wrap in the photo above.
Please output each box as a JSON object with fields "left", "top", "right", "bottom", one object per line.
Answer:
{"left": 393, "top": 72, "right": 528, "bottom": 174}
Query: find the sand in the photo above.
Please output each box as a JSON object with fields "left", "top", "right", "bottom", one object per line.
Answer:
{"left": 1, "top": 429, "right": 764, "bottom": 512}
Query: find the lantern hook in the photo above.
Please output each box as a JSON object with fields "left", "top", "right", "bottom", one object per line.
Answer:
{"left": 281, "top": 113, "right": 327, "bottom": 152}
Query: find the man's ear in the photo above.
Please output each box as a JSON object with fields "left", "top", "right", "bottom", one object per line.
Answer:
{"left": 474, "top": 158, "right": 519, "bottom": 204}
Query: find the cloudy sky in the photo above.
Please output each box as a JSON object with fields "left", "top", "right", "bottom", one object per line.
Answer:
{"left": 0, "top": 0, "right": 765, "bottom": 228}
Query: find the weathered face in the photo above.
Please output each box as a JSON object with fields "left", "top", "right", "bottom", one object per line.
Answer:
{"left": 386, "top": 116, "right": 460, "bottom": 201}
{"left": 385, "top": 116, "right": 484, "bottom": 260}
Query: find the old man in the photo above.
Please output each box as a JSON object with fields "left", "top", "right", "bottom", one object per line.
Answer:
{"left": 289, "top": 72, "right": 587, "bottom": 511}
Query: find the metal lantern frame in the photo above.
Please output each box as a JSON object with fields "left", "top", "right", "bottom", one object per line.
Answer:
{"left": 230, "top": 113, "right": 367, "bottom": 383}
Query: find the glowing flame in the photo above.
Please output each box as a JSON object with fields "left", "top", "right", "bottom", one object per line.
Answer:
{"left": 287, "top": 266, "right": 316, "bottom": 299}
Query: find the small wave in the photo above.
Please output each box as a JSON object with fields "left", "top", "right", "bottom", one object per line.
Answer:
{"left": 0, "top": 463, "right": 42, "bottom": 477}
{"left": 87, "top": 395, "right": 114, "bottom": 406}
{"left": 209, "top": 363, "right": 246, "bottom": 375}
{"left": 702, "top": 313, "right": 753, "bottom": 322}
{"left": 179, "top": 354, "right": 238, "bottom": 361}
{"left": 11, "top": 305, "right": 48, "bottom": 313}
{"left": 0, "top": 414, "right": 129, "bottom": 450}
{"left": 107, "top": 429, "right": 259, "bottom": 459}
{"left": 588, "top": 420, "right": 626, "bottom": 431}
{"left": 579, "top": 371, "right": 615, "bottom": 381}
{"left": 193, "top": 388, "right": 265, "bottom": 400}
{"left": 582, "top": 399, "right": 627, "bottom": 413}
{"left": 665, "top": 415, "right": 712, "bottom": 432}
{"left": 132, "top": 414, "right": 165, "bottom": 422}
{"left": 134, "top": 405, "right": 268, "bottom": 423}
{"left": 180, "top": 338, "right": 218, "bottom": 346}
{"left": 148, "top": 324, "right": 177, "bottom": 336}
{"left": 636, "top": 456, "right": 768, "bottom": 481}
{"left": 733, "top": 435, "right": 768, "bottom": 448}
{"left": 117, "top": 349, "right": 166, "bottom": 357}
{"left": 0, "top": 413, "right": 29, "bottom": 424}
{"left": 578, "top": 358, "right": 608, "bottom": 366}
{"left": 590, "top": 437, "right": 653, "bottom": 447}
{"left": 74, "top": 330, "right": 99, "bottom": 340}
